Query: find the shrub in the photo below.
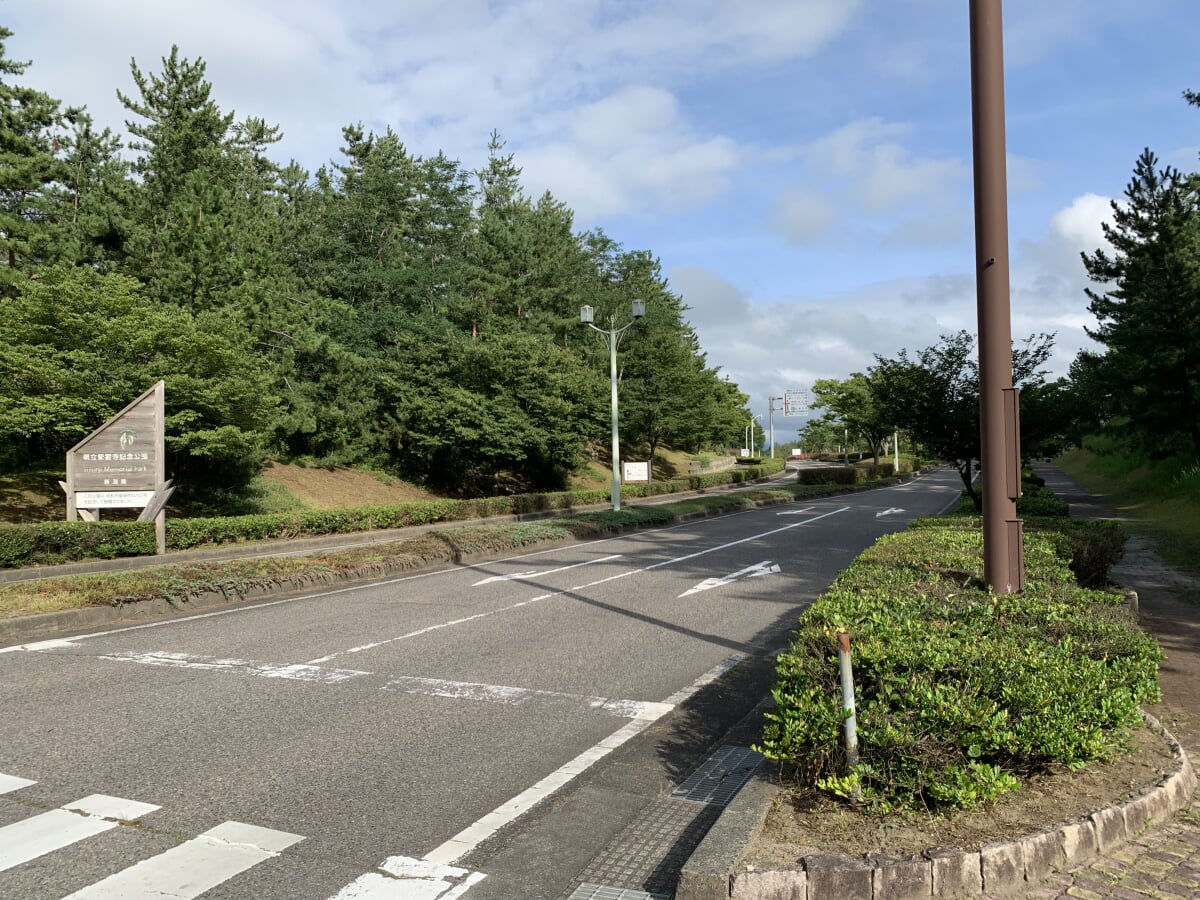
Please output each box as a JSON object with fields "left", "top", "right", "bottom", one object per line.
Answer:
{"left": 756, "top": 521, "right": 1159, "bottom": 812}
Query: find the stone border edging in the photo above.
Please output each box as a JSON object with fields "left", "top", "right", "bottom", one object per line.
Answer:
{"left": 678, "top": 711, "right": 1196, "bottom": 900}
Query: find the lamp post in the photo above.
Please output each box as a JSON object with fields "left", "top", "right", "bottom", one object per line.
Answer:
{"left": 750, "top": 414, "right": 762, "bottom": 459}
{"left": 581, "top": 299, "right": 645, "bottom": 511}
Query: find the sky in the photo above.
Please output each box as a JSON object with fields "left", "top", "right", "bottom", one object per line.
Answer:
{"left": 5, "top": 1, "right": 1200, "bottom": 446}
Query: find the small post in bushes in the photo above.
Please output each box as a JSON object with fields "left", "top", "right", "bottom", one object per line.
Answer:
{"left": 837, "top": 630, "right": 862, "bottom": 802}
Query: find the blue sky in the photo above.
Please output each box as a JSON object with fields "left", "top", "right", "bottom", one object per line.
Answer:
{"left": 6, "top": 1, "right": 1200, "bottom": 441}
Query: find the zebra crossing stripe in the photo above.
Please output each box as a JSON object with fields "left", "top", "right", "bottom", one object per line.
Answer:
{"left": 0, "top": 772, "right": 35, "bottom": 794}
{"left": 63, "top": 820, "right": 304, "bottom": 899}
{"left": 0, "top": 794, "right": 160, "bottom": 873}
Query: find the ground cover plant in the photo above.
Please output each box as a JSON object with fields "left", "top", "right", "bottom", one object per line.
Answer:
{"left": 756, "top": 516, "right": 1160, "bottom": 813}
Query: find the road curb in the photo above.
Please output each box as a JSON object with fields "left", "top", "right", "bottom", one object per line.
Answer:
{"left": 677, "top": 702, "right": 1196, "bottom": 899}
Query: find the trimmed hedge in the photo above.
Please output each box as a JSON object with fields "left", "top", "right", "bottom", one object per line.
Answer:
{"left": 756, "top": 517, "right": 1159, "bottom": 811}
{"left": 0, "top": 459, "right": 786, "bottom": 568}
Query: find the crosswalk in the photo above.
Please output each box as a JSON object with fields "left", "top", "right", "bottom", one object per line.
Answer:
{"left": 0, "top": 771, "right": 302, "bottom": 899}
{"left": 0, "top": 770, "right": 487, "bottom": 899}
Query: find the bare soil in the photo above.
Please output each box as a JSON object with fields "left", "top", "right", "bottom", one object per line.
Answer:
{"left": 742, "top": 723, "right": 1177, "bottom": 868}
{"left": 259, "top": 462, "right": 437, "bottom": 509}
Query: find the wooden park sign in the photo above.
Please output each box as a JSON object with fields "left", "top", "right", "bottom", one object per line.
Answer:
{"left": 60, "top": 381, "right": 175, "bottom": 554}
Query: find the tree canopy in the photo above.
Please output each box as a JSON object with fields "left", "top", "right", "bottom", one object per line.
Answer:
{"left": 0, "top": 31, "right": 751, "bottom": 503}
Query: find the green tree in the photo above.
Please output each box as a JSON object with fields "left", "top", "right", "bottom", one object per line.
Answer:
{"left": 1081, "top": 148, "right": 1200, "bottom": 457}
{"left": 871, "top": 331, "right": 1056, "bottom": 508}
{"left": 0, "top": 27, "right": 70, "bottom": 291}
{"left": 118, "top": 47, "right": 283, "bottom": 312}
{"left": 810, "top": 372, "right": 894, "bottom": 464}
{"left": 0, "top": 265, "right": 278, "bottom": 492}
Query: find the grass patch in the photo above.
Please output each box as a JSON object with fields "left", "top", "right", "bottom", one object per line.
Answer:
{"left": 1057, "top": 446, "right": 1200, "bottom": 572}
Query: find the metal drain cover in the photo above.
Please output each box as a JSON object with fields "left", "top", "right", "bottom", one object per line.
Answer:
{"left": 670, "top": 745, "right": 763, "bottom": 805}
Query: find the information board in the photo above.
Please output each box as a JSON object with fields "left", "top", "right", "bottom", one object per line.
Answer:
{"left": 782, "top": 389, "right": 809, "bottom": 416}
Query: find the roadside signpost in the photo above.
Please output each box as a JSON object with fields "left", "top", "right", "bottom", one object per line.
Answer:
{"left": 61, "top": 381, "right": 175, "bottom": 554}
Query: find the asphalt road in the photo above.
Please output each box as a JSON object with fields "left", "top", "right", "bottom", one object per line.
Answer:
{"left": 0, "top": 468, "right": 963, "bottom": 900}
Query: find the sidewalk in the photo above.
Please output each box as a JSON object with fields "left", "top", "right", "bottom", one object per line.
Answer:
{"left": 1026, "top": 462, "right": 1200, "bottom": 899}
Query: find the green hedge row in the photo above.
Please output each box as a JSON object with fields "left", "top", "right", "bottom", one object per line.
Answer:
{"left": 757, "top": 517, "right": 1159, "bottom": 811}
{"left": 0, "top": 459, "right": 786, "bottom": 568}
{"left": 794, "top": 461, "right": 911, "bottom": 485}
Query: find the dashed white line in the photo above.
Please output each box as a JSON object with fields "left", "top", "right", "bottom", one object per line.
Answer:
{"left": 421, "top": 653, "right": 746, "bottom": 867}
{"left": 98, "top": 650, "right": 369, "bottom": 683}
{"left": 381, "top": 676, "right": 673, "bottom": 719}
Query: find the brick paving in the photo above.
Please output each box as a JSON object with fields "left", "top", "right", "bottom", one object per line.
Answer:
{"left": 1024, "top": 464, "right": 1200, "bottom": 900}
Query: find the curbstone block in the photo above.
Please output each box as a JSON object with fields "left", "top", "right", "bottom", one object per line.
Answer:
{"left": 926, "top": 847, "right": 982, "bottom": 898}
{"left": 731, "top": 868, "right": 806, "bottom": 899}
{"left": 803, "top": 853, "right": 872, "bottom": 899}
{"left": 1089, "top": 804, "right": 1127, "bottom": 853}
{"left": 1122, "top": 787, "right": 1172, "bottom": 837}
{"left": 1019, "top": 830, "right": 1065, "bottom": 883}
{"left": 980, "top": 842, "right": 1024, "bottom": 895}
{"left": 1058, "top": 819, "right": 1099, "bottom": 866}
{"left": 869, "top": 854, "right": 932, "bottom": 899}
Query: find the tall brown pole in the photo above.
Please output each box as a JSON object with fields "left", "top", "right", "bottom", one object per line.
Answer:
{"left": 969, "top": 0, "right": 1024, "bottom": 593}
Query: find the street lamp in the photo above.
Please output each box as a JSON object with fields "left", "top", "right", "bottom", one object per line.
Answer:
{"left": 749, "top": 414, "right": 762, "bottom": 458}
{"left": 581, "top": 299, "right": 645, "bottom": 511}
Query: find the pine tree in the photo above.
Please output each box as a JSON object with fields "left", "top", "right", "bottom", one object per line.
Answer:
{"left": 1081, "top": 149, "right": 1200, "bottom": 456}
{"left": 0, "top": 27, "right": 67, "bottom": 292}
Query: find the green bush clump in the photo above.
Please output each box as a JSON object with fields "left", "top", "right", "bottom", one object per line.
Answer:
{"left": 756, "top": 521, "right": 1159, "bottom": 812}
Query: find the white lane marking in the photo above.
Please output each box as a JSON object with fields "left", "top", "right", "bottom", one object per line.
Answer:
{"left": 0, "top": 794, "right": 160, "bottom": 873}
{"left": 381, "top": 676, "right": 672, "bottom": 719}
{"left": 64, "top": 820, "right": 304, "bottom": 899}
{"left": 775, "top": 506, "right": 816, "bottom": 516}
{"left": 329, "top": 855, "right": 486, "bottom": 899}
{"left": 422, "top": 653, "right": 746, "bottom": 867}
{"left": 875, "top": 507, "right": 905, "bottom": 518}
{"left": 0, "top": 772, "right": 35, "bottom": 794}
{"left": 97, "top": 650, "right": 369, "bottom": 683}
{"left": 472, "top": 554, "right": 622, "bottom": 586}
{"left": 680, "top": 561, "right": 781, "bottom": 597}
{"left": 309, "top": 508, "right": 850, "bottom": 666}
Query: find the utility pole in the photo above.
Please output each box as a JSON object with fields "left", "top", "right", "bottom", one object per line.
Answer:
{"left": 970, "top": 0, "right": 1024, "bottom": 593}
{"left": 768, "top": 396, "right": 783, "bottom": 458}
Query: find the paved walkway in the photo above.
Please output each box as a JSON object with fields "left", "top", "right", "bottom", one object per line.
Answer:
{"left": 1028, "top": 463, "right": 1200, "bottom": 900}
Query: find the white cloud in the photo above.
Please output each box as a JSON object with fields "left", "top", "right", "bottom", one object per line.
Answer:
{"left": 769, "top": 118, "right": 970, "bottom": 247}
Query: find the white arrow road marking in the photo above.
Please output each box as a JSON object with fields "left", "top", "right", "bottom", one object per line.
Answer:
{"left": 472, "top": 555, "right": 622, "bottom": 586}
{"left": 775, "top": 506, "right": 816, "bottom": 516}
{"left": 680, "top": 561, "right": 781, "bottom": 597}
{"left": 875, "top": 507, "right": 906, "bottom": 518}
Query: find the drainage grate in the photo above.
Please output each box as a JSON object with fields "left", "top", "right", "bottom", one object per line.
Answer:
{"left": 670, "top": 745, "right": 763, "bottom": 806}
{"left": 567, "top": 884, "right": 670, "bottom": 900}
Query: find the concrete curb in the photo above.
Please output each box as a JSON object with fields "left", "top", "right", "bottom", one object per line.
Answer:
{"left": 678, "top": 708, "right": 1196, "bottom": 899}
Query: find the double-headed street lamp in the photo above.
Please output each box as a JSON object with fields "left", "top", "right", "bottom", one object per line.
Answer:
{"left": 581, "top": 299, "right": 645, "bottom": 511}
